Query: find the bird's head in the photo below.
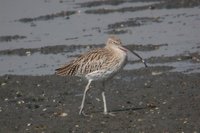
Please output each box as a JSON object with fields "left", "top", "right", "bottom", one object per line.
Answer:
{"left": 106, "top": 35, "right": 128, "bottom": 52}
{"left": 106, "top": 35, "right": 148, "bottom": 67}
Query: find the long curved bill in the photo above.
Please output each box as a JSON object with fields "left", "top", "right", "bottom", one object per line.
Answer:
{"left": 123, "top": 46, "right": 148, "bottom": 67}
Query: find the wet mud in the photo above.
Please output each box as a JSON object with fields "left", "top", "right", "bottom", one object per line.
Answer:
{"left": 17, "top": 11, "right": 76, "bottom": 23}
{"left": 0, "top": 68, "right": 200, "bottom": 132}
{"left": 77, "top": 0, "right": 160, "bottom": 8}
{"left": 0, "top": 35, "right": 26, "bottom": 42}
{"left": 0, "top": 43, "right": 166, "bottom": 56}
{"left": 84, "top": 0, "right": 200, "bottom": 14}
{"left": 106, "top": 17, "right": 162, "bottom": 34}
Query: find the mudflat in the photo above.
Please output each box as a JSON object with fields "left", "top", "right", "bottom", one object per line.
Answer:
{"left": 0, "top": 67, "right": 200, "bottom": 132}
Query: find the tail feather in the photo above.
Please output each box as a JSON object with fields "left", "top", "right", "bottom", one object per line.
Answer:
{"left": 55, "top": 64, "right": 77, "bottom": 76}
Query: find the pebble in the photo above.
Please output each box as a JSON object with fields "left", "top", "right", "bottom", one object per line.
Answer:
{"left": 60, "top": 112, "right": 68, "bottom": 117}
{"left": 139, "top": 101, "right": 143, "bottom": 105}
{"left": 26, "top": 51, "right": 31, "bottom": 56}
{"left": 42, "top": 108, "right": 47, "bottom": 111}
{"left": 1, "top": 83, "right": 6, "bottom": 86}
{"left": 152, "top": 71, "right": 163, "bottom": 76}
{"left": 4, "top": 98, "right": 8, "bottom": 101}
{"left": 95, "top": 98, "right": 101, "bottom": 102}
{"left": 17, "top": 100, "right": 25, "bottom": 104}
{"left": 183, "top": 120, "right": 187, "bottom": 124}
{"left": 16, "top": 91, "right": 22, "bottom": 97}
{"left": 101, "top": 121, "right": 106, "bottom": 124}
{"left": 150, "top": 109, "right": 154, "bottom": 114}
{"left": 75, "top": 124, "right": 79, "bottom": 128}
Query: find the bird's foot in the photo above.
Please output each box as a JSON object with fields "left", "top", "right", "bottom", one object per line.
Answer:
{"left": 103, "top": 112, "right": 116, "bottom": 116}
{"left": 79, "top": 110, "right": 89, "bottom": 116}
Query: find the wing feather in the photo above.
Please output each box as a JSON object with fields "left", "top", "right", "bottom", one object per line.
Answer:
{"left": 55, "top": 48, "right": 112, "bottom": 76}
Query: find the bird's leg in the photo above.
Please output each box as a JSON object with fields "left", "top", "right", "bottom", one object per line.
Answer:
{"left": 79, "top": 79, "right": 92, "bottom": 115}
{"left": 101, "top": 81, "right": 115, "bottom": 116}
{"left": 102, "top": 91, "right": 108, "bottom": 114}
{"left": 101, "top": 81, "right": 108, "bottom": 114}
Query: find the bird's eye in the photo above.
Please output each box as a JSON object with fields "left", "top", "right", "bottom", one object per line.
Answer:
{"left": 110, "top": 41, "right": 114, "bottom": 44}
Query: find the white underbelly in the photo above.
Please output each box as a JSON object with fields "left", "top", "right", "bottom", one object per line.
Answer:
{"left": 85, "top": 69, "right": 114, "bottom": 80}
{"left": 85, "top": 57, "right": 127, "bottom": 81}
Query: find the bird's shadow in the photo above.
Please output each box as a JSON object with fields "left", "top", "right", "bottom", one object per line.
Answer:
{"left": 93, "top": 106, "right": 154, "bottom": 114}
{"left": 111, "top": 106, "right": 147, "bottom": 113}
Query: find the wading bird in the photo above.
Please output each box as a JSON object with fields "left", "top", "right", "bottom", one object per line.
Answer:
{"left": 55, "top": 36, "right": 147, "bottom": 115}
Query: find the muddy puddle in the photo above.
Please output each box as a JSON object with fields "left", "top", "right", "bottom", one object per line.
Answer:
{"left": 0, "top": 0, "right": 200, "bottom": 75}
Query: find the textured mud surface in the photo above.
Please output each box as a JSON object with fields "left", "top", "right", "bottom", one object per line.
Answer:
{"left": 0, "top": 43, "right": 167, "bottom": 56}
{"left": 0, "top": 0, "right": 200, "bottom": 132}
{"left": 0, "top": 68, "right": 200, "bottom": 133}
{"left": 0, "top": 35, "right": 26, "bottom": 42}
{"left": 17, "top": 11, "right": 76, "bottom": 23}
{"left": 83, "top": 0, "right": 200, "bottom": 14}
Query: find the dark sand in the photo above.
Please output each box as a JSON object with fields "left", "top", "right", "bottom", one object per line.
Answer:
{"left": 0, "top": 67, "right": 200, "bottom": 132}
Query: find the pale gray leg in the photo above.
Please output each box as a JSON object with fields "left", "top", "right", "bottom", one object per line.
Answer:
{"left": 101, "top": 81, "right": 115, "bottom": 116}
{"left": 101, "top": 81, "right": 108, "bottom": 114}
{"left": 79, "top": 79, "right": 92, "bottom": 115}
{"left": 102, "top": 91, "right": 108, "bottom": 114}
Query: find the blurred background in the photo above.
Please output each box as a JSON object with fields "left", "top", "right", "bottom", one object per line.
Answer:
{"left": 0, "top": 0, "right": 200, "bottom": 75}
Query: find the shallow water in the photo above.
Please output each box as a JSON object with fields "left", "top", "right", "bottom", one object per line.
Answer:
{"left": 0, "top": 0, "right": 200, "bottom": 75}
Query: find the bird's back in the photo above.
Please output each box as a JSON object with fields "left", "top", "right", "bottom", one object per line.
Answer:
{"left": 55, "top": 48, "right": 116, "bottom": 77}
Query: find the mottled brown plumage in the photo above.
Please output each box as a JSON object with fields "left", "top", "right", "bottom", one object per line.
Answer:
{"left": 55, "top": 48, "right": 113, "bottom": 76}
{"left": 55, "top": 36, "right": 146, "bottom": 115}
{"left": 55, "top": 36, "right": 127, "bottom": 80}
